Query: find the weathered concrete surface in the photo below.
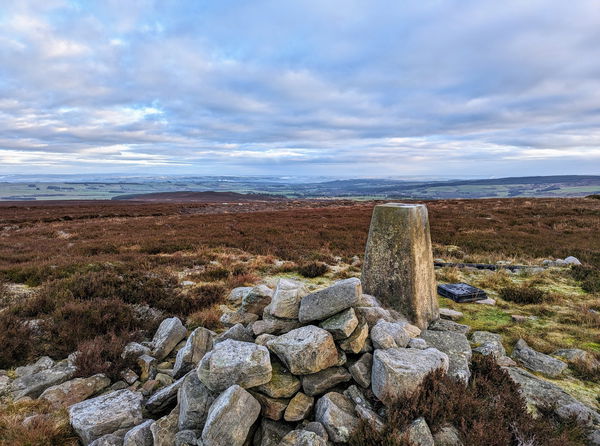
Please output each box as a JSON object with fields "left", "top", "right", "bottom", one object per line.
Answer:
{"left": 362, "top": 203, "right": 439, "bottom": 329}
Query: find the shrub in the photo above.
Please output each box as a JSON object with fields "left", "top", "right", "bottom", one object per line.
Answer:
{"left": 499, "top": 285, "right": 549, "bottom": 304}
{"left": 570, "top": 265, "right": 600, "bottom": 293}
{"left": 73, "top": 332, "right": 136, "bottom": 381}
{"left": 140, "top": 241, "right": 194, "bottom": 254}
{"left": 45, "top": 298, "right": 142, "bottom": 357}
{"left": 351, "top": 355, "right": 587, "bottom": 446}
{"left": 0, "top": 312, "right": 33, "bottom": 368}
{"left": 187, "top": 306, "right": 222, "bottom": 331}
{"left": 34, "top": 270, "right": 186, "bottom": 315}
{"left": 298, "top": 261, "right": 329, "bottom": 278}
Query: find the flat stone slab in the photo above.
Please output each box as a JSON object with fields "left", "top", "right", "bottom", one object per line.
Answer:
{"left": 298, "top": 278, "right": 361, "bottom": 323}
{"left": 69, "top": 389, "right": 144, "bottom": 445}
{"left": 511, "top": 339, "right": 567, "bottom": 377}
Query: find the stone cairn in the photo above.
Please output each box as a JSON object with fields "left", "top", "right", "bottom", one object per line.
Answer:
{"left": 3, "top": 203, "right": 599, "bottom": 446}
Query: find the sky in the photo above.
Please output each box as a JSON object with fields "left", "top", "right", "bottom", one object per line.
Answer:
{"left": 1, "top": 0, "right": 599, "bottom": 178}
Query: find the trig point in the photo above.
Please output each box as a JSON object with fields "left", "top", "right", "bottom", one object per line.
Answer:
{"left": 362, "top": 203, "right": 439, "bottom": 329}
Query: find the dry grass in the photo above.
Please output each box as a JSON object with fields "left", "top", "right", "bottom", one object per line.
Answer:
{"left": 0, "top": 399, "right": 77, "bottom": 446}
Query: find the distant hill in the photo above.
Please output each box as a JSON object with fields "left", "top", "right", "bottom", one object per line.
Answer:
{"left": 1, "top": 175, "right": 598, "bottom": 201}
{"left": 111, "top": 191, "right": 285, "bottom": 202}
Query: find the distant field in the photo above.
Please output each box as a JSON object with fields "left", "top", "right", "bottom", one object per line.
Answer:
{"left": 1, "top": 197, "right": 599, "bottom": 278}
{"left": 1, "top": 175, "right": 598, "bottom": 200}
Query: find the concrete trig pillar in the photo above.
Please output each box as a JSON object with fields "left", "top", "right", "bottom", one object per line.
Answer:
{"left": 362, "top": 203, "right": 439, "bottom": 329}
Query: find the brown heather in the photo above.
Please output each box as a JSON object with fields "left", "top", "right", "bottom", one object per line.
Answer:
{"left": 351, "top": 355, "right": 587, "bottom": 446}
{"left": 0, "top": 197, "right": 599, "bottom": 370}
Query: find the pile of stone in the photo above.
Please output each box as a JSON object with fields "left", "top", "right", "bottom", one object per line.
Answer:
{"left": 56, "top": 277, "right": 469, "bottom": 446}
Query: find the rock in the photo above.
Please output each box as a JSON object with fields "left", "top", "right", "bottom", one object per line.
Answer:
{"left": 372, "top": 348, "right": 449, "bottom": 405}
{"left": 174, "top": 430, "right": 199, "bottom": 446}
{"left": 496, "top": 356, "right": 517, "bottom": 367}
{"left": 506, "top": 367, "right": 600, "bottom": 424}
{"left": 151, "top": 317, "right": 187, "bottom": 360}
{"left": 155, "top": 372, "right": 173, "bottom": 386}
{"left": 198, "top": 339, "right": 272, "bottom": 392}
{"left": 298, "top": 278, "right": 362, "bottom": 323}
{"left": 145, "top": 376, "right": 184, "bottom": 415}
{"left": 137, "top": 355, "right": 156, "bottom": 382}
{"left": 439, "top": 308, "right": 463, "bottom": 321}
{"left": 214, "top": 323, "right": 254, "bottom": 344}
{"left": 428, "top": 319, "right": 470, "bottom": 334}
{"left": 420, "top": 330, "right": 472, "bottom": 383}
{"left": 284, "top": 392, "right": 314, "bottom": 422}
{"left": 355, "top": 404, "right": 385, "bottom": 433}
{"left": 150, "top": 411, "right": 179, "bottom": 446}
{"left": 357, "top": 293, "right": 381, "bottom": 307}
{"left": 319, "top": 307, "right": 359, "bottom": 340}
{"left": 406, "top": 417, "right": 434, "bottom": 446}
{"left": 254, "top": 419, "right": 293, "bottom": 446}
{"left": 278, "top": 430, "right": 327, "bottom": 446}
{"left": 255, "top": 333, "right": 277, "bottom": 346}
{"left": 122, "top": 342, "right": 151, "bottom": 360}
{"left": 111, "top": 381, "right": 129, "bottom": 392}
{"left": 228, "top": 287, "right": 254, "bottom": 305}
{"left": 220, "top": 311, "right": 260, "bottom": 328}
{"left": 553, "top": 348, "right": 600, "bottom": 369}
{"left": 564, "top": 256, "right": 582, "bottom": 265}
{"left": 362, "top": 203, "right": 439, "bottom": 329}
{"left": 255, "top": 361, "right": 301, "bottom": 399}
{"left": 302, "top": 367, "right": 352, "bottom": 396}
{"left": 302, "top": 421, "right": 329, "bottom": 440}
{"left": 15, "top": 356, "right": 54, "bottom": 377}
{"left": 121, "top": 369, "right": 138, "bottom": 385}
{"left": 251, "top": 391, "right": 289, "bottom": 420}
{"left": 173, "top": 327, "right": 215, "bottom": 378}
{"left": 475, "top": 298, "right": 496, "bottom": 305}
{"left": 408, "top": 338, "right": 428, "bottom": 349}
{"left": 338, "top": 319, "right": 369, "bottom": 354}
{"left": 370, "top": 319, "right": 411, "bottom": 349}
{"left": 267, "top": 326, "right": 339, "bottom": 375}
{"left": 343, "top": 385, "right": 371, "bottom": 410}
{"left": 10, "top": 360, "right": 76, "bottom": 399}
{"left": 354, "top": 306, "right": 393, "bottom": 327}
{"left": 432, "top": 425, "right": 463, "bottom": 446}
{"left": 268, "top": 278, "right": 309, "bottom": 319}
{"left": 511, "top": 314, "right": 529, "bottom": 323}
{"left": 555, "top": 402, "right": 600, "bottom": 428}
{"left": 471, "top": 331, "right": 505, "bottom": 358}
{"left": 315, "top": 392, "right": 359, "bottom": 443}
{"left": 252, "top": 318, "right": 303, "bottom": 336}
{"left": 512, "top": 339, "right": 567, "bottom": 377}
{"left": 348, "top": 353, "right": 372, "bottom": 388}
{"left": 39, "top": 374, "right": 111, "bottom": 408}
{"left": 69, "top": 389, "right": 143, "bottom": 445}
{"left": 89, "top": 434, "right": 123, "bottom": 446}
{"left": 241, "top": 285, "right": 274, "bottom": 315}
{"left": 123, "top": 420, "right": 153, "bottom": 446}
{"left": 178, "top": 372, "right": 215, "bottom": 431}
{"left": 201, "top": 385, "right": 261, "bottom": 446}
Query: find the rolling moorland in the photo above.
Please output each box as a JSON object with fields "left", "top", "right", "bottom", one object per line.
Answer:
{"left": 1, "top": 174, "right": 599, "bottom": 201}
{"left": 0, "top": 196, "right": 599, "bottom": 444}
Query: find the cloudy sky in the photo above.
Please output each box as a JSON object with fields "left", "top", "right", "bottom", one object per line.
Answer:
{"left": 1, "top": 0, "right": 599, "bottom": 177}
